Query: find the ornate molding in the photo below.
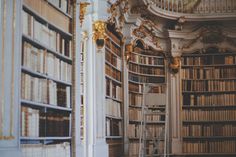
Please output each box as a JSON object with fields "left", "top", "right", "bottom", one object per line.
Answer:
{"left": 79, "top": 2, "right": 90, "bottom": 27}
{"left": 107, "top": 0, "right": 129, "bottom": 32}
{"left": 169, "top": 56, "right": 181, "bottom": 74}
{"left": 125, "top": 43, "right": 133, "bottom": 63}
{"left": 93, "top": 20, "right": 107, "bottom": 49}
{"left": 132, "top": 19, "right": 163, "bottom": 51}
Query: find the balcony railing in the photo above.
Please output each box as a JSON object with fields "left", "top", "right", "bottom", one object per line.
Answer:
{"left": 144, "top": 0, "right": 236, "bottom": 20}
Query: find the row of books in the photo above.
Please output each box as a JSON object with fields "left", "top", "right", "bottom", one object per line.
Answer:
{"left": 21, "top": 73, "right": 71, "bottom": 107}
{"left": 129, "top": 108, "right": 165, "bottom": 122}
{"left": 182, "top": 140, "right": 236, "bottom": 153}
{"left": 105, "top": 51, "right": 122, "bottom": 71}
{"left": 129, "top": 142, "right": 164, "bottom": 156}
{"left": 21, "top": 142, "right": 70, "bottom": 157}
{"left": 22, "top": 42, "right": 72, "bottom": 83}
{"left": 106, "top": 79, "right": 122, "bottom": 100}
{"left": 21, "top": 107, "right": 40, "bottom": 137}
{"left": 182, "top": 80, "right": 236, "bottom": 92}
{"left": 130, "top": 53, "right": 164, "bottom": 65}
{"left": 105, "top": 64, "right": 121, "bottom": 82}
{"left": 23, "top": 0, "right": 71, "bottom": 33}
{"left": 181, "top": 67, "right": 236, "bottom": 79}
{"left": 22, "top": 10, "right": 72, "bottom": 58}
{"left": 46, "top": 112, "right": 70, "bottom": 137}
{"left": 106, "top": 118, "right": 122, "bottom": 136}
{"left": 182, "top": 124, "right": 236, "bottom": 137}
{"left": 129, "top": 83, "right": 166, "bottom": 93}
{"left": 182, "top": 109, "right": 236, "bottom": 121}
{"left": 129, "top": 83, "right": 143, "bottom": 93}
{"left": 21, "top": 107, "right": 70, "bottom": 137}
{"left": 106, "top": 30, "right": 120, "bottom": 45}
{"left": 105, "top": 39, "right": 121, "bottom": 57}
{"left": 183, "top": 93, "right": 236, "bottom": 106}
{"left": 129, "top": 63, "right": 165, "bottom": 75}
{"left": 106, "top": 98, "right": 121, "bottom": 118}
{"left": 182, "top": 55, "right": 236, "bottom": 66}
{"left": 128, "top": 124, "right": 164, "bottom": 138}
{"left": 107, "top": 141, "right": 123, "bottom": 157}
{"left": 129, "top": 73, "right": 165, "bottom": 83}
{"left": 129, "top": 93, "right": 166, "bottom": 106}
{"left": 48, "top": 0, "right": 70, "bottom": 14}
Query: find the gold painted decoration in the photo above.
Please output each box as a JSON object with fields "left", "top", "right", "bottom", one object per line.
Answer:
{"left": 93, "top": 20, "right": 107, "bottom": 49}
{"left": 169, "top": 56, "right": 181, "bottom": 73}
{"left": 125, "top": 43, "right": 133, "bottom": 63}
{"left": 79, "top": 2, "right": 90, "bottom": 27}
{"left": 107, "top": 0, "right": 129, "bottom": 32}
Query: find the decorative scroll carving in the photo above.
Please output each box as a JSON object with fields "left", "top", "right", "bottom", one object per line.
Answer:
{"left": 169, "top": 56, "right": 181, "bottom": 74}
{"left": 132, "top": 19, "right": 162, "bottom": 50}
{"left": 107, "top": 0, "right": 129, "bottom": 32}
{"left": 79, "top": 2, "right": 90, "bottom": 27}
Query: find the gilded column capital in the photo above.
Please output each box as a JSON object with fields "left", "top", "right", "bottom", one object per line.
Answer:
{"left": 93, "top": 20, "right": 107, "bottom": 49}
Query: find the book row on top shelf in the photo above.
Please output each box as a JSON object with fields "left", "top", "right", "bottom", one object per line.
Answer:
{"left": 22, "top": 9, "right": 72, "bottom": 59}
{"left": 23, "top": 0, "right": 71, "bottom": 33}
{"left": 182, "top": 53, "right": 236, "bottom": 66}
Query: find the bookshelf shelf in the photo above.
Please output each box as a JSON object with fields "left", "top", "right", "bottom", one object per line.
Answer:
{"left": 182, "top": 105, "right": 236, "bottom": 109}
{"left": 182, "top": 64, "right": 236, "bottom": 68}
{"left": 21, "top": 99, "right": 72, "bottom": 111}
{"left": 105, "top": 47, "right": 121, "bottom": 59}
{"left": 20, "top": 136, "right": 72, "bottom": 140}
{"left": 183, "top": 120, "right": 236, "bottom": 124}
{"left": 22, "top": 34, "right": 72, "bottom": 62}
{"left": 106, "top": 136, "right": 123, "bottom": 139}
{"left": 128, "top": 70, "right": 165, "bottom": 77}
{"left": 23, "top": 5, "right": 72, "bottom": 37}
{"left": 106, "top": 115, "right": 122, "bottom": 120}
{"left": 47, "top": 1, "right": 72, "bottom": 19}
{"left": 105, "top": 96, "right": 122, "bottom": 103}
{"left": 105, "top": 74, "right": 122, "bottom": 84}
{"left": 183, "top": 136, "right": 236, "bottom": 140}
{"left": 129, "top": 120, "right": 166, "bottom": 124}
{"left": 22, "top": 67, "right": 72, "bottom": 86}
{"left": 129, "top": 60, "right": 165, "bottom": 67}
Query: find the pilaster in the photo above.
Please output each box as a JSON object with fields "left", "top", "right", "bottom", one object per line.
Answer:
{"left": 0, "top": 0, "right": 22, "bottom": 156}
{"left": 83, "top": 1, "right": 109, "bottom": 156}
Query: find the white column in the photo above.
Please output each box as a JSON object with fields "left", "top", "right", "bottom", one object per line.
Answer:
{"left": 72, "top": 1, "right": 83, "bottom": 157}
{"left": 168, "top": 70, "right": 182, "bottom": 154}
{"left": 0, "top": 0, "right": 22, "bottom": 156}
{"left": 84, "top": 11, "right": 108, "bottom": 157}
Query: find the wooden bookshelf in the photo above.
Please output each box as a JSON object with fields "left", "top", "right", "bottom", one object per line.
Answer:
{"left": 181, "top": 48, "right": 236, "bottom": 156}
{"left": 20, "top": 1, "right": 73, "bottom": 157}
{"left": 128, "top": 41, "right": 166, "bottom": 157}
{"left": 105, "top": 24, "right": 124, "bottom": 157}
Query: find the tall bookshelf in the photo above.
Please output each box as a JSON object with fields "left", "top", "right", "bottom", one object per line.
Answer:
{"left": 127, "top": 42, "right": 167, "bottom": 157}
{"left": 105, "top": 24, "right": 124, "bottom": 157}
{"left": 181, "top": 47, "right": 236, "bottom": 156}
{"left": 20, "top": 0, "right": 73, "bottom": 157}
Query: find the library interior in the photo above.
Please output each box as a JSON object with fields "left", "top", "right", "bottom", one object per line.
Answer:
{"left": 0, "top": 0, "right": 236, "bottom": 157}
